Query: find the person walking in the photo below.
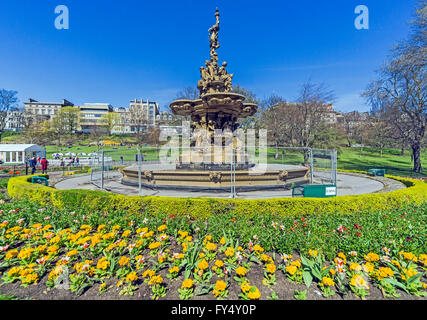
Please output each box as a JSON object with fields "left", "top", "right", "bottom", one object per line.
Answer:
{"left": 29, "top": 156, "right": 37, "bottom": 174}
{"left": 40, "top": 157, "right": 48, "bottom": 174}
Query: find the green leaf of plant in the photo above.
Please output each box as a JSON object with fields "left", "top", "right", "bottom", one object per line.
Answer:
{"left": 302, "top": 271, "right": 313, "bottom": 288}
{"left": 385, "top": 278, "right": 408, "bottom": 294}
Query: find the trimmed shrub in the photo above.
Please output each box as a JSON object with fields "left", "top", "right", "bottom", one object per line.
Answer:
{"left": 6, "top": 174, "right": 427, "bottom": 218}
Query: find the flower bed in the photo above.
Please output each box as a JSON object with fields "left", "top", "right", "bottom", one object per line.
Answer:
{"left": 0, "top": 180, "right": 426, "bottom": 300}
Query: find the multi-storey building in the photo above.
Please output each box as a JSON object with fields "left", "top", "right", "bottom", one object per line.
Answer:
{"left": 77, "top": 103, "right": 113, "bottom": 133}
{"left": 129, "top": 99, "right": 159, "bottom": 127}
{"left": 3, "top": 110, "right": 26, "bottom": 132}
{"left": 24, "top": 98, "right": 74, "bottom": 123}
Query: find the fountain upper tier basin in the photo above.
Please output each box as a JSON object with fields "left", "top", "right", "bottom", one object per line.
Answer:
{"left": 170, "top": 92, "right": 257, "bottom": 118}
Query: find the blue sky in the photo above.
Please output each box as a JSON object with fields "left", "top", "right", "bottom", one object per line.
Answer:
{"left": 0, "top": 0, "right": 416, "bottom": 112}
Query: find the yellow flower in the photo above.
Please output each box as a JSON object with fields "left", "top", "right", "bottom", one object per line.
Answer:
{"left": 362, "top": 262, "right": 375, "bottom": 274}
{"left": 350, "top": 274, "right": 369, "bottom": 290}
{"left": 118, "top": 256, "right": 130, "bottom": 266}
{"left": 96, "top": 257, "right": 110, "bottom": 270}
{"left": 197, "top": 259, "right": 209, "bottom": 270}
{"left": 99, "top": 282, "right": 107, "bottom": 292}
{"left": 213, "top": 280, "right": 227, "bottom": 296}
{"left": 235, "top": 266, "right": 247, "bottom": 277}
{"left": 364, "top": 252, "right": 380, "bottom": 262}
{"left": 169, "top": 266, "right": 179, "bottom": 274}
{"left": 5, "top": 249, "right": 18, "bottom": 259}
{"left": 260, "top": 254, "right": 272, "bottom": 263}
{"left": 309, "top": 249, "right": 318, "bottom": 257}
{"left": 66, "top": 250, "right": 79, "bottom": 257}
{"left": 329, "top": 268, "right": 336, "bottom": 275}
{"left": 149, "top": 275, "right": 163, "bottom": 285}
{"left": 181, "top": 278, "right": 194, "bottom": 289}
{"left": 219, "top": 237, "right": 226, "bottom": 245}
{"left": 286, "top": 265, "right": 298, "bottom": 276}
{"left": 376, "top": 267, "right": 394, "bottom": 280}
{"left": 247, "top": 286, "right": 261, "bottom": 300}
{"left": 126, "top": 272, "right": 138, "bottom": 283}
{"left": 157, "top": 225, "right": 167, "bottom": 232}
{"left": 149, "top": 242, "right": 161, "bottom": 250}
{"left": 7, "top": 266, "right": 22, "bottom": 277}
{"left": 349, "top": 263, "right": 362, "bottom": 272}
{"left": 253, "top": 244, "right": 264, "bottom": 252}
{"left": 265, "top": 263, "right": 276, "bottom": 274}
{"left": 122, "top": 230, "right": 132, "bottom": 238}
{"left": 206, "top": 242, "right": 217, "bottom": 251}
{"left": 214, "top": 260, "right": 224, "bottom": 268}
{"left": 182, "top": 242, "right": 188, "bottom": 253}
{"left": 224, "top": 247, "right": 235, "bottom": 257}
{"left": 47, "top": 245, "right": 59, "bottom": 255}
{"left": 402, "top": 268, "right": 417, "bottom": 280}
{"left": 337, "top": 252, "right": 346, "bottom": 260}
{"left": 290, "top": 259, "right": 301, "bottom": 268}
{"left": 142, "top": 269, "right": 156, "bottom": 278}
{"left": 178, "top": 230, "right": 188, "bottom": 238}
{"left": 80, "top": 224, "right": 92, "bottom": 231}
{"left": 18, "top": 248, "right": 34, "bottom": 260}
{"left": 402, "top": 251, "right": 418, "bottom": 262}
{"left": 22, "top": 272, "right": 38, "bottom": 284}
{"left": 321, "top": 277, "right": 335, "bottom": 287}
{"left": 241, "top": 281, "right": 251, "bottom": 293}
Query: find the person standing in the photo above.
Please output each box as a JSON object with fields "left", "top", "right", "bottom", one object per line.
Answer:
{"left": 29, "top": 156, "right": 37, "bottom": 174}
{"left": 41, "top": 157, "right": 48, "bottom": 174}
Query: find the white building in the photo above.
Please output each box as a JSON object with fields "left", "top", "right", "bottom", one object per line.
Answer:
{"left": 0, "top": 144, "right": 46, "bottom": 164}
{"left": 4, "top": 110, "right": 25, "bottom": 132}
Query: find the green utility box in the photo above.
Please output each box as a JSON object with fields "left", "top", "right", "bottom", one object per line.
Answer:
{"left": 367, "top": 169, "right": 385, "bottom": 177}
{"left": 292, "top": 184, "right": 337, "bottom": 198}
{"left": 30, "top": 176, "right": 49, "bottom": 186}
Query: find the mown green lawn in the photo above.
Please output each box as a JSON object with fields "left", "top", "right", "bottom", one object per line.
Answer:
{"left": 337, "top": 147, "right": 427, "bottom": 178}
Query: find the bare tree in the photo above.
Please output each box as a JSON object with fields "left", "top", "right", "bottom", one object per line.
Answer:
{"left": 175, "top": 87, "right": 199, "bottom": 100}
{"left": 342, "top": 111, "right": 368, "bottom": 147}
{"left": 128, "top": 105, "right": 149, "bottom": 143}
{"left": 363, "top": 1, "right": 426, "bottom": 172}
{"left": 0, "top": 89, "right": 19, "bottom": 142}
{"left": 294, "top": 81, "right": 336, "bottom": 148}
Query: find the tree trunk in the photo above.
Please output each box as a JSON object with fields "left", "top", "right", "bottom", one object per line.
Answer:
{"left": 411, "top": 144, "right": 422, "bottom": 173}
{"left": 275, "top": 142, "right": 279, "bottom": 160}
{"left": 400, "top": 144, "right": 405, "bottom": 156}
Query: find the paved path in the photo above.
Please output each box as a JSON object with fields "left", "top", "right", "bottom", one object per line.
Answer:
{"left": 54, "top": 171, "right": 406, "bottom": 199}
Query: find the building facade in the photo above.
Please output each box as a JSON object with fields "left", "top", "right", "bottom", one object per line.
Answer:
{"left": 129, "top": 99, "right": 159, "bottom": 128}
{"left": 3, "top": 110, "right": 26, "bottom": 132}
{"left": 77, "top": 103, "right": 113, "bottom": 133}
{"left": 24, "top": 98, "right": 74, "bottom": 123}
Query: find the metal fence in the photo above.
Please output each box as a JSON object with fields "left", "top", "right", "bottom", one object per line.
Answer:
{"left": 89, "top": 146, "right": 337, "bottom": 198}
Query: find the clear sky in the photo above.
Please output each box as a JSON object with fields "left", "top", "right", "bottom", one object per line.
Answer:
{"left": 0, "top": 0, "right": 416, "bottom": 112}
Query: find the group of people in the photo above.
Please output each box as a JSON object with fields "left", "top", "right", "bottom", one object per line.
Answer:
{"left": 28, "top": 156, "right": 48, "bottom": 174}
{"left": 59, "top": 156, "right": 80, "bottom": 167}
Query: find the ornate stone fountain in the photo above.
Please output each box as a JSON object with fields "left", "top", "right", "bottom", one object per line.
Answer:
{"left": 120, "top": 9, "right": 310, "bottom": 191}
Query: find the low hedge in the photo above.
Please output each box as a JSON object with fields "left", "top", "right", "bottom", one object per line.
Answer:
{"left": 6, "top": 174, "right": 427, "bottom": 218}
